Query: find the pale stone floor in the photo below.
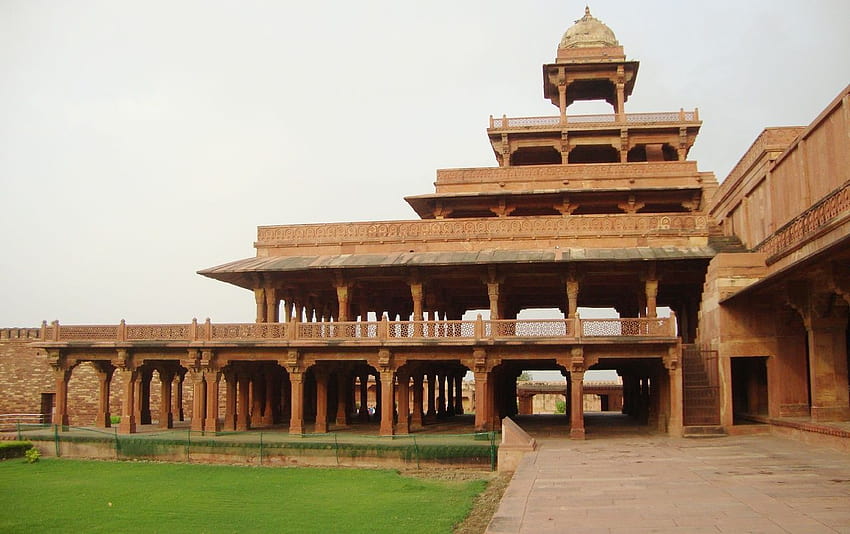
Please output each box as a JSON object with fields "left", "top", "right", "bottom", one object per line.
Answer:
{"left": 488, "top": 417, "right": 850, "bottom": 534}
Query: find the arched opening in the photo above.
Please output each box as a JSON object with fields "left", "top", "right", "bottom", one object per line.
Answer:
{"left": 568, "top": 144, "right": 618, "bottom": 163}
{"left": 510, "top": 146, "right": 561, "bottom": 166}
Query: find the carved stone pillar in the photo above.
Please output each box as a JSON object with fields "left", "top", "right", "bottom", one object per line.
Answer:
{"left": 426, "top": 373, "right": 437, "bottom": 417}
{"left": 288, "top": 371, "right": 305, "bottom": 434}
{"left": 358, "top": 374, "right": 370, "bottom": 422}
{"left": 396, "top": 370, "right": 410, "bottom": 435}
{"left": 665, "top": 346, "right": 683, "bottom": 436}
{"left": 473, "top": 371, "right": 490, "bottom": 432}
{"left": 333, "top": 372, "right": 348, "bottom": 427}
{"left": 138, "top": 367, "right": 153, "bottom": 425}
{"left": 788, "top": 284, "right": 850, "bottom": 421}
{"left": 223, "top": 369, "right": 237, "bottom": 431}
{"left": 188, "top": 369, "right": 206, "bottom": 432}
{"left": 437, "top": 373, "right": 446, "bottom": 416}
{"left": 115, "top": 352, "right": 137, "bottom": 434}
{"left": 379, "top": 370, "right": 395, "bottom": 436}
{"left": 265, "top": 288, "right": 279, "bottom": 323}
{"left": 616, "top": 79, "right": 625, "bottom": 120}
{"left": 263, "top": 371, "right": 275, "bottom": 425}
{"left": 446, "top": 373, "right": 455, "bottom": 416}
{"left": 158, "top": 368, "right": 174, "bottom": 429}
{"left": 558, "top": 70, "right": 567, "bottom": 123}
{"left": 566, "top": 277, "right": 579, "bottom": 319}
{"left": 52, "top": 365, "right": 73, "bottom": 428}
{"left": 314, "top": 370, "right": 329, "bottom": 434}
{"left": 411, "top": 373, "right": 424, "bottom": 429}
{"left": 203, "top": 369, "right": 221, "bottom": 433}
{"left": 410, "top": 281, "right": 424, "bottom": 336}
{"left": 254, "top": 288, "right": 266, "bottom": 323}
{"left": 487, "top": 282, "right": 501, "bottom": 320}
{"left": 645, "top": 279, "right": 659, "bottom": 319}
{"left": 807, "top": 315, "right": 850, "bottom": 421}
{"left": 569, "top": 369, "right": 585, "bottom": 439}
{"left": 250, "top": 373, "right": 264, "bottom": 427}
{"left": 454, "top": 373, "right": 464, "bottom": 415}
{"left": 172, "top": 372, "right": 185, "bottom": 422}
{"left": 236, "top": 373, "right": 250, "bottom": 431}
{"left": 336, "top": 283, "right": 351, "bottom": 322}
{"left": 93, "top": 362, "right": 114, "bottom": 428}
{"left": 280, "top": 372, "right": 291, "bottom": 422}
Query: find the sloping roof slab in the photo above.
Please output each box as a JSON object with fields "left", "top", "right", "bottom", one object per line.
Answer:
{"left": 198, "top": 246, "right": 715, "bottom": 288}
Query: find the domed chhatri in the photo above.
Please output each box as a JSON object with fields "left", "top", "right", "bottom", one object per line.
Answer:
{"left": 559, "top": 6, "right": 619, "bottom": 49}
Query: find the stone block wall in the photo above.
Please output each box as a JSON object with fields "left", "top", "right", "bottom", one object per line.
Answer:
{"left": 0, "top": 332, "right": 195, "bottom": 427}
{"left": 0, "top": 335, "right": 53, "bottom": 416}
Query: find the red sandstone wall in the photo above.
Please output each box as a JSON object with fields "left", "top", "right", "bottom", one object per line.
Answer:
{"left": 0, "top": 335, "right": 195, "bottom": 427}
{"left": 0, "top": 337, "right": 53, "bottom": 416}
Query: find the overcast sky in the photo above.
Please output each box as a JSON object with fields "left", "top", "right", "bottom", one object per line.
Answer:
{"left": 1, "top": 1, "right": 849, "bottom": 327}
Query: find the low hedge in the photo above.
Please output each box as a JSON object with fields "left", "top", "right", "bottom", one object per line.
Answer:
{"left": 0, "top": 441, "right": 33, "bottom": 460}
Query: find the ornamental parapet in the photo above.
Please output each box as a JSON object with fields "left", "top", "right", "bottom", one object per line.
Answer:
{"left": 488, "top": 110, "right": 699, "bottom": 130}
{"left": 434, "top": 161, "right": 703, "bottom": 193}
{"left": 33, "top": 316, "right": 677, "bottom": 345}
{"left": 255, "top": 213, "right": 708, "bottom": 250}
{"left": 754, "top": 180, "right": 850, "bottom": 264}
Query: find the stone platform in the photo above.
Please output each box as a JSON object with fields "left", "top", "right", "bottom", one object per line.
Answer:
{"left": 488, "top": 416, "right": 850, "bottom": 533}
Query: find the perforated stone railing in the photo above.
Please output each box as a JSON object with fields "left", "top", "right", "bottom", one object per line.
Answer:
{"left": 489, "top": 111, "right": 698, "bottom": 129}
{"left": 38, "top": 316, "right": 676, "bottom": 343}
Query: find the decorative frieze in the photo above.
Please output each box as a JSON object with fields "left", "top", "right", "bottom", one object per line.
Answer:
{"left": 436, "top": 160, "right": 699, "bottom": 183}
{"left": 257, "top": 214, "right": 708, "bottom": 247}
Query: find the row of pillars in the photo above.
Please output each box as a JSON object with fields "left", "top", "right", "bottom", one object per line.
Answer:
{"left": 252, "top": 270, "right": 663, "bottom": 326}
{"left": 49, "top": 356, "right": 473, "bottom": 437}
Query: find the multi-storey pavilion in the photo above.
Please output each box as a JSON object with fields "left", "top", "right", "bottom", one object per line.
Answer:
{"left": 186, "top": 7, "right": 715, "bottom": 438}
{"left": 3, "top": 8, "right": 848, "bottom": 447}
{"left": 29, "top": 8, "right": 717, "bottom": 439}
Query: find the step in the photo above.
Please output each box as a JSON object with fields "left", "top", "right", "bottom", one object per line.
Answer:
{"left": 683, "top": 425, "right": 726, "bottom": 438}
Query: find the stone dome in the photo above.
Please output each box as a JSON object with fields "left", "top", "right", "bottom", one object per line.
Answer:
{"left": 559, "top": 7, "right": 619, "bottom": 49}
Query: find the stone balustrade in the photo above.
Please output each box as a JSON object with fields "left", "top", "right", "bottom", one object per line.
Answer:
{"left": 488, "top": 110, "right": 699, "bottom": 129}
{"left": 36, "top": 316, "right": 676, "bottom": 344}
{"left": 755, "top": 180, "right": 850, "bottom": 263}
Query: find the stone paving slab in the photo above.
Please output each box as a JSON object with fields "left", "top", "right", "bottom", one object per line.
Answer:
{"left": 487, "top": 434, "right": 850, "bottom": 533}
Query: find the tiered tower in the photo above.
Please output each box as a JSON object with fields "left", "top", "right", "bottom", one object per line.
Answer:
{"left": 406, "top": 8, "right": 711, "bottom": 222}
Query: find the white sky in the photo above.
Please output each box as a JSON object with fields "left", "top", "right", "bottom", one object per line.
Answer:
{"left": 1, "top": 1, "right": 849, "bottom": 327}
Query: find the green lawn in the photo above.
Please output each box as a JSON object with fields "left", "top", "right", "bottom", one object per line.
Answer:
{"left": 0, "top": 459, "right": 486, "bottom": 533}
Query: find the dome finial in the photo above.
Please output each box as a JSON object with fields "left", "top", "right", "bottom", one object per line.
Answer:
{"left": 559, "top": 6, "right": 619, "bottom": 50}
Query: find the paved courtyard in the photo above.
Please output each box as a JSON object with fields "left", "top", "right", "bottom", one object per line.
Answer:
{"left": 488, "top": 432, "right": 850, "bottom": 533}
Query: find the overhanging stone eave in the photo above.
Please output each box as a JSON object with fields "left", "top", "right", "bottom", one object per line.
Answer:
{"left": 198, "top": 246, "right": 716, "bottom": 280}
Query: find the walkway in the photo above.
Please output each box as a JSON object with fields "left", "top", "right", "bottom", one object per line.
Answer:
{"left": 488, "top": 420, "right": 850, "bottom": 533}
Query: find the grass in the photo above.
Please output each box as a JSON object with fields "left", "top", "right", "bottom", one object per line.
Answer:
{"left": 0, "top": 458, "right": 487, "bottom": 533}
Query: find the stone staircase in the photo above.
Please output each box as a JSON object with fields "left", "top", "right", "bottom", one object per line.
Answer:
{"left": 682, "top": 345, "right": 724, "bottom": 436}
{"left": 707, "top": 224, "right": 748, "bottom": 253}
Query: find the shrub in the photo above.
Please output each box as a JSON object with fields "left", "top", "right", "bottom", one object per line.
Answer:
{"left": 25, "top": 447, "right": 40, "bottom": 463}
{"left": 555, "top": 400, "right": 566, "bottom": 414}
{"left": 0, "top": 441, "right": 33, "bottom": 460}
{"left": 110, "top": 415, "right": 121, "bottom": 425}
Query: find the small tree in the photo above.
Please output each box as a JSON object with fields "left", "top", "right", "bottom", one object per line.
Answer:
{"left": 554, "top": 400, "right": 566, "bottom": 414}
{"left": 517, "top": 372, "right": 532, "bottom": 382}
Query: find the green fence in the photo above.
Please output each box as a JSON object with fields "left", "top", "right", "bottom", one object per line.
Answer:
{"left": 14, "top": 424, "right": 498, "bottom": 470}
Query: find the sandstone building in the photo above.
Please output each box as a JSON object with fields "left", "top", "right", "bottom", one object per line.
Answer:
{"left": 1, "top": 8, "right": 848, "bottom": 444}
